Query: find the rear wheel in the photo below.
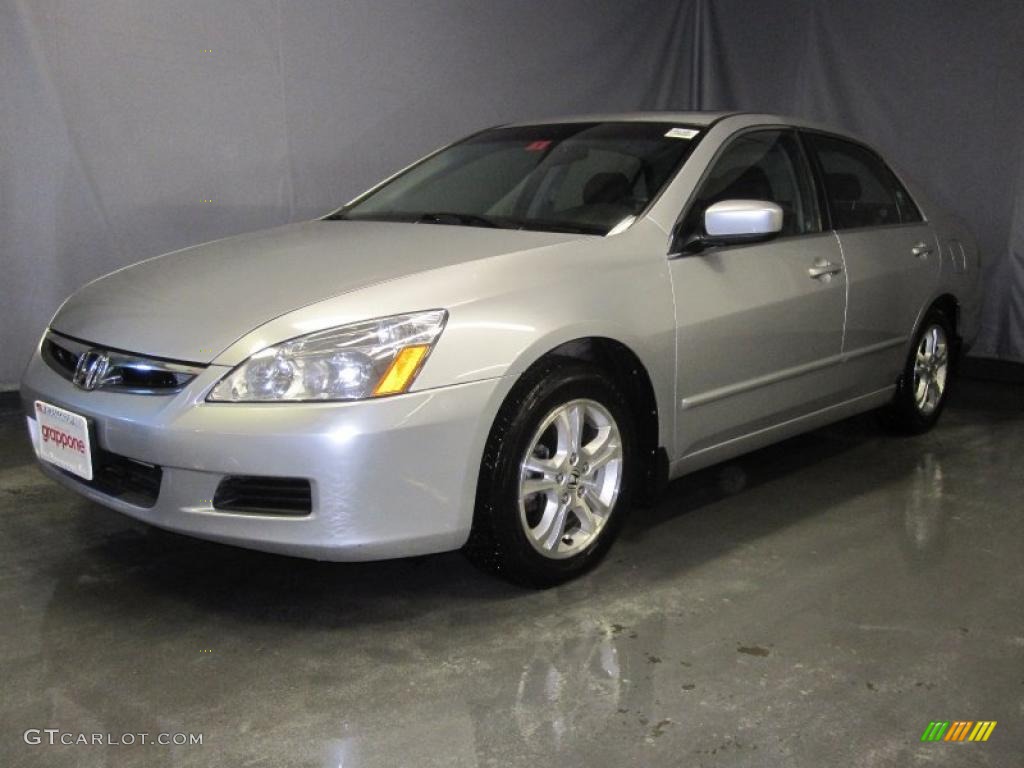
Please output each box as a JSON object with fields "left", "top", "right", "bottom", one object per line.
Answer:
{"left": 465, "top": 359, "right": 635, "bottom": 587}
{"left": 882, "top": 308, "right": 954, "bottom": 434}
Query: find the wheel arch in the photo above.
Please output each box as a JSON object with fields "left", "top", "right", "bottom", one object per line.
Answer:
{"left": 507, "top": 336, "right": 669, "bottom": 504}
{"left": 930, "top": 293, "right": 960, "bottom": 335}
{"left": 910, "top": 292, "right": 962, "bottom": 367}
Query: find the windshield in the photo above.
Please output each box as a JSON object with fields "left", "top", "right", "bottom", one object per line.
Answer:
{"left": 332, "top": 122, "right": 703, "bottom": 235}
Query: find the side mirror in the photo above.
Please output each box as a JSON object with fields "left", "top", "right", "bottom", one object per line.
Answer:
{"left": 675, "top": 199, "right": 783, "bottom": 254}
{"left": 705, "top": 199, "right": 783, "bottom": 238}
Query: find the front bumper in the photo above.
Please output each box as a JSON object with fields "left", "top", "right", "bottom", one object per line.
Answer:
{"left": 21, "top": 347, "right": 505, "bottom": 560}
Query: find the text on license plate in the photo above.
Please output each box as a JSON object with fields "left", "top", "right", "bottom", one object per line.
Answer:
{"left": 33, "top": 400, "right": 93, "bottom": 481}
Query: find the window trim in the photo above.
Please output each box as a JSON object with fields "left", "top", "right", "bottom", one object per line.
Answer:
{"left": 638, "top": 112, "right": 738, "bottom": 227}
{"left": 797, "top": 130, "right": 833, "bottom": 232}
{"left": 668, "top": 124, "right": 825, "bottom": 257}
{"left": 798, "top": 128, "right": 927, "bottom": 232}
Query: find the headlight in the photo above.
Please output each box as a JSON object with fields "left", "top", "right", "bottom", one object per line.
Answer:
{"left": 208, "top": 310, "right": 447, "bottom": 402}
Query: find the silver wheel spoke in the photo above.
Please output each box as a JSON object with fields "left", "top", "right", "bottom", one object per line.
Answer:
{"left": 575, "top": 497, "right": 598, "bottom": 533}
{"left": 563, "top": 404, "right": 583, "bottom": 455}
{"left": 914, "top": 373, "right": 929, "bottom": 406}
{"left": 521, "top": 477, "right": 558, "bottom": 497}
{"left": 538, "top": 500, "right": 571, "bottom": 550}
{"left": 552, "top": 403, "right": 583, "bottom": 458}
{"left": 583, "top": 427, "right": 618, "bottom": 471}
{"left": 584, "top": 492, "right": 610, "bottom": 520}
{"left": 523, "top": 456, "right": 559, "bottom": 476}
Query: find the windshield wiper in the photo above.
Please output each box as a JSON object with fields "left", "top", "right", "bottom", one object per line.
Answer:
{"left": 328, "top": 210, "right": 599, "bottom": 235}
{"left": 515, "top": 220, "right": 605, "bottom": 236}
{"left": 416, "top": 212, "right": 501, "bottom": 228}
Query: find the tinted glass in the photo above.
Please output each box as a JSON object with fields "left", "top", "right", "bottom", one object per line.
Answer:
{"left": 807, "top": 134, "right": 922, "bottom": 229}
{"left": 682, "top": 130, "right": 820, "bottom": 239}
{"left": 337, "top": 123, "right": 703, "bottom": 235}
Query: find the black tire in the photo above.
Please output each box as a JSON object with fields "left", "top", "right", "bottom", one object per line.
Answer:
{"left": 880, "top": 308, "right": 956, "bottom": 435}
{"left": 464, "top": 357, "right": 636, "bottom": 588}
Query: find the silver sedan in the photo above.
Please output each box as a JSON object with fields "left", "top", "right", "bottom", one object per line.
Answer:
{"left": 21, "top": 112, "right": 982, "bottom": 586}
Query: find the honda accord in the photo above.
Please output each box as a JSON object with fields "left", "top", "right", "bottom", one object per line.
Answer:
{"left": 21, "top": 112, "right": 982, "bottom": 586}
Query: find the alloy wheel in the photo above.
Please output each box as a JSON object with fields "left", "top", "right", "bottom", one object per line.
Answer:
{"left": 518, "top": 399, "right": 623, "bottom": 559}
{"left": 913, "top": 324, "right": 949, "bottom": 416}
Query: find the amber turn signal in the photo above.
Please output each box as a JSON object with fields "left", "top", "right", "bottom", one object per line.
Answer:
{"left": 373, "top": 345, "right": 431, "bottom": 396}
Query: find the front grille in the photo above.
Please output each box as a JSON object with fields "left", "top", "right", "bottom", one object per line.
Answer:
{"left": 60, "top": 450, "right": 163, "bottom": 508}
{"left": 213, "top": 476, "right": 312, "bottom": 516}
{"left": 41, "top": 332, "right": 204, "bottom": 394}
{"left": 43, "top": 338, "right": 79, "bottom": 377}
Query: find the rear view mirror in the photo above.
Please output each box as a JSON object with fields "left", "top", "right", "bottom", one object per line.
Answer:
{"left": 676, "top": 199, "right": 783, "bottom": 254}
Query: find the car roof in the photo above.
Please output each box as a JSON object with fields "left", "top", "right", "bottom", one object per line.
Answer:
{"left": 507, "top": 111, "right": 738, "bottom": 127}
{"left": 505, "top": 111, "right": 858, "bottom": 139}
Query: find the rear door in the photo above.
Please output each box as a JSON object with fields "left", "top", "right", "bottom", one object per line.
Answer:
{"left": 669, "top": 128, "right": 848, "bottom": 458}
{"left": 804, "top": 133, "right": 940, "bottom": 392}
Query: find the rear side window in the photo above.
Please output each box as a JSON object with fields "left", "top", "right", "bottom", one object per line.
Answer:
{"left": 806, "top": 134, "right": 922, "bottom": 229}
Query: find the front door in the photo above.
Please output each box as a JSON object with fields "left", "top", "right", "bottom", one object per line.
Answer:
{"left": 668, "top": 129, "right": 848, "bottom": 459}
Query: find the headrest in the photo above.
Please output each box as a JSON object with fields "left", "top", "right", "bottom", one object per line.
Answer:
{"left": 583, "top": 172, "right": 631, "bottom": 205}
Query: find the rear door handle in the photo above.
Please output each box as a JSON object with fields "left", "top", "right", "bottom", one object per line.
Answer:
{"left": 912, "top": 242, "right": 933, "bottom": 258}
{"left": 808, "top": 261, "right": 843, "bottom": 280}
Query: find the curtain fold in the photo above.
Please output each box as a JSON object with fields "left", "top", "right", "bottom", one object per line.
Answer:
{"left": 669, "top": 0, "right": 1024, "bottom": 360}
{"left": 2, "top": 0, "right": 1021, "bottom": 388}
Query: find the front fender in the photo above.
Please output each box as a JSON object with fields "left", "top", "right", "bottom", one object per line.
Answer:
{"left": 214, "top": 220, "right": 678, "bottom": 448}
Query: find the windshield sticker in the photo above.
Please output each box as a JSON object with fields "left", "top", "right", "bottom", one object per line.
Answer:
{"left": 525, "top": 140, "right": 552, "bottom": 152}
{"left": 665, "top": 127, "right": 699, "bottom": 140}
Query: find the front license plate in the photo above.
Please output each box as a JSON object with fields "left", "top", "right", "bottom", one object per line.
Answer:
{"left": 33, "top": 400, "right": 93, "bottom": 481}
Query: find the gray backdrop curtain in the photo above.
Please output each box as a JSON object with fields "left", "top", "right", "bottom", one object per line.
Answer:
{"left": 3, "top": 0, "right": 1023, "bottom": 388}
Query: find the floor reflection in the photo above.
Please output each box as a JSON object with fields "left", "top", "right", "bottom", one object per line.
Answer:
{"left": 899, "top": 453, "right": 947, "bottom": 564}
{"left": 4, "top": 384, "right": 1023, "bottom": 767}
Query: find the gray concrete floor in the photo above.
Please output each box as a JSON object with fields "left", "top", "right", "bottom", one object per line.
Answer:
{"left": 1, "top": 379, "right": 1022, "bottom": 768}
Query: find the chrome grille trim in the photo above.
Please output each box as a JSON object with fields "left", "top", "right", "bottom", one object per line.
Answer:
{"left": 42, "top": 330, "right": 207, "bottom": 395}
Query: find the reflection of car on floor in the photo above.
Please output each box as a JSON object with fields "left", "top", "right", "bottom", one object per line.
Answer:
{"left": 21, "top": 112, "right": 982, "bottom": 585}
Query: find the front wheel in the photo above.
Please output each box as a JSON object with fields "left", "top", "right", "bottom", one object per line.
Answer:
{"left": 881, "top": 308, "right": 955, "bottom": 434}
{"left": 464, "top": 359, "right": 636, "bottom": 587}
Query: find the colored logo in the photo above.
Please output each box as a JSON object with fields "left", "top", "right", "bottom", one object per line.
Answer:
{"left": 921, "top": 721, "right": 997, "bottom": 742}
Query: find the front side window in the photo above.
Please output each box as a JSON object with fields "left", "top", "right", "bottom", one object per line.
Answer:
{"left": 680, "top": 129, "right": 821, "bottom": 240}
{"left": 335, "top": 122, "right": 703, "bottom": 235}
{"left": 806, "top": 134, "right": 922, "bottom": 229}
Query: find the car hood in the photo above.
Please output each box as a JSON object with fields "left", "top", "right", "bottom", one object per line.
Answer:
{"left": 51, "top": 220, "right": 581, "bottom": 363}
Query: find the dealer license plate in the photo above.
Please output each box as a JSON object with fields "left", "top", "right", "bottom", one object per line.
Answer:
{"left": 32, "top": 400, "right": 93, "bottom": 481}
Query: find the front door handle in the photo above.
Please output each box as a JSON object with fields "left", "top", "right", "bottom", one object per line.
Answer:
{"left": 808, "top": 260, "right": 843, "bottom": 281}
{"left": 912, "top": 242, "right": 933, "bottom": 258}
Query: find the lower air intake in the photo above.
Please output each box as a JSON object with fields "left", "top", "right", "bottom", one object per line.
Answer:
{"left": 213, "top": 476, "right": 312, "bottom": 516}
